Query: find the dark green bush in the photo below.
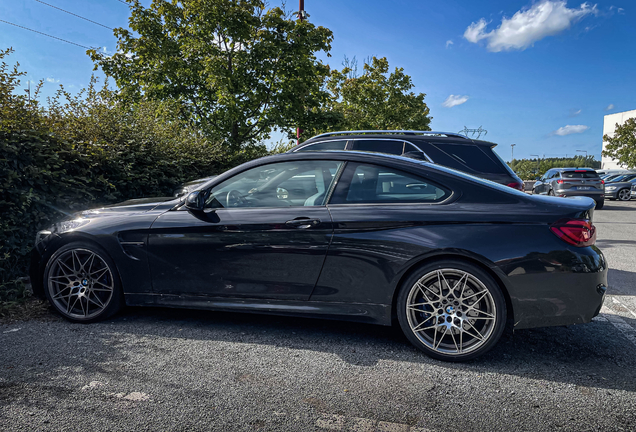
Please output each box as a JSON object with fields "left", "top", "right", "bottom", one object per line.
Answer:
{"left": 0, "top": 48, "right": 268, "bottom": 300}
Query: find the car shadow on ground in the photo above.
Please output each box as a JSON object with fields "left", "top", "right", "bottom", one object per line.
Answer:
{"left": 72, "top": 304, "right": 636, "bottom": 393}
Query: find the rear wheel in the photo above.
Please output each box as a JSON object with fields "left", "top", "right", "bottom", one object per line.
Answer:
{"left": 548, "top": 189, "right": 555, "bottom": 196}
{"left": 397, "top": 260, "right": 507, "bottom": 362}
{"left": 595, "top": 199, "right": 604, "bottom": 210}
{"left": 618, "top": 188, "right": 631, "bottom": 201}
{"left": 43, "top": 242, "right": 123, "bottom": 323}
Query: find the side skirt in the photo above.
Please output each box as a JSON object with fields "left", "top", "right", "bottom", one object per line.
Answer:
{"left": 124, "top": 293, "right": 393, "bottom": 326}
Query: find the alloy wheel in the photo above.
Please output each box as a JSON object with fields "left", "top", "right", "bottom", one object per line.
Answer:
{"left": 405, "top": 269, "right": 497, "bottom": 356}
{"left": 47, "top": 248, "right": 115, "bottom": 320}
{"left": 618, "top": 188, "right": 631, "bottom": 201}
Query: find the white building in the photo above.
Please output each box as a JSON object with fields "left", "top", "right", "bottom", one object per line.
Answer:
{"left": 602, "top": 109, "right": 636, "bottom": 169}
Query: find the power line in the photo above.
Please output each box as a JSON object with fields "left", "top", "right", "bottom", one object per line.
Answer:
{"left": 34, "top": 0, "right": 113, "bottom": 30}
{"left": 114, "top": 0, "right": 129, "bottom": 4}
{"left": 0, "top": 19, "right": 94, "bottom": 49}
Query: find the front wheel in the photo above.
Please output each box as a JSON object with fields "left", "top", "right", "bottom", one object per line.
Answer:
{"left": 397, "top": 260, "right": 507, "bottom": 361}
{"left": 43, "top": 242, "right": 123, "bottom": 323}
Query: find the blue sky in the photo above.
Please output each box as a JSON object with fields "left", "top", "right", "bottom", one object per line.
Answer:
{"left": 1, "top": 0, "right": 634, "bottom": 161}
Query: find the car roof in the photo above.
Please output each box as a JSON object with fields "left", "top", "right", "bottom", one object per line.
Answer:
{"left": 298, "top": 132, "right": 497, "bottom": 148}
{"left": 553, "top": 167, "right": 597, "bottom": 171}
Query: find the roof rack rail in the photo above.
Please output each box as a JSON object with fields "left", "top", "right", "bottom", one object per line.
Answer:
{"left": 310, "top": 130, "right": 469, "bottom": 140}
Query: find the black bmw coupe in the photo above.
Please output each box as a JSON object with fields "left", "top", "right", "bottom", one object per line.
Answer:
{"left": 30, "top": 151, "right": 607, "bottom": 361}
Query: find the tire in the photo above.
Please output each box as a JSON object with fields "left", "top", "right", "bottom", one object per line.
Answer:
{"left": 595, "top": 199, "right": 604, "bottom": 210}
{"left": 617, "top": 188, "right": 631, "bottom": 201}
{"left": 43, "top": 241, "right": 123, "bottom": 323}
{"left": 548, "top": 189, "right": 555, "bottom": 196}
{"left": 397, "top": 260, "right": 507, "bottom": 362}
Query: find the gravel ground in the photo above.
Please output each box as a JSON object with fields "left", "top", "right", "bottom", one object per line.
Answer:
{"left": 1, "top": 201, "right": 636, "bottom": 432}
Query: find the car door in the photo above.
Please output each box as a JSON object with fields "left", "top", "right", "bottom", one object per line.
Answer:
{"left": 310, "top": 162, "right": 453, "bottom": 304}
{"left": 147, "top": 160, "right": 343, "bottom": 300}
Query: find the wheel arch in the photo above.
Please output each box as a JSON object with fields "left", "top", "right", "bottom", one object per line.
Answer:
{"left": 389, "top": 252, "right": 515, "bottom": 326}
{"left": 32, "top": 232, "right": 123, "bottom": 299}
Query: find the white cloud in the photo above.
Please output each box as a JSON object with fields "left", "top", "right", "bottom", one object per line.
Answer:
{"left": 463, "top": 1, "right": 598, "bottom": 52}
{"left": 46, "top": 77, "right": 60, "bottom": 83}
{"left": 552, "top": 124, "right": 589, "bottom": 136}
{"left": 445, "top": 40, "right": 454, "bottom": 48}
{"left": 605, "top": 103, "right": 615, "bottom": 111}
{"left": 570, "top": 108, "right": 582, "bottom": 116}
{"left": 442, "top": 95, "right": 469, "bottom": 108}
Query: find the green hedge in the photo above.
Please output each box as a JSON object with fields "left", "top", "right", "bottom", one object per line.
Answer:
{"left": 0, "top": 49, "right": 267, "bottom": 301}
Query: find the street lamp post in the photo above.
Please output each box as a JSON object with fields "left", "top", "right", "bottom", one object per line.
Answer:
{"left": 576, "top": 149, "right": 588, "bottom": 158}
{"left": 511, "top": 143, "right": 516, "bottom": 161}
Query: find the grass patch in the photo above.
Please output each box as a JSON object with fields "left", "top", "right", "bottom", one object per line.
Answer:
{"left": 0, "top": 278, "right": 52, "bottom": 323}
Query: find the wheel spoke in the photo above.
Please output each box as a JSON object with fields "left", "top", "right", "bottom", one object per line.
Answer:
{"left": 449, "top": 328, "right": 460, "bottom": 353}
{"left": 92, "top": 280, "right": 113, "bottom": 291}
{"left": 87, "top": 291, "right": 105, "bottom": 308}
{"left": 412, "top": 321, "right": 437, "bottom": 332}
{"left": 52, "top": 290, "right": 73, "bottom": 300}
{"left": 91, "top": 267, "right": 109, "bottom": 280}
{"left": 57, "top": 259, "right": 75, "bottom": 276}
{"left": 434, "top": 327, "right": 448, "bottom": 350}
{"left": 464, "top": 320, "right": 485, "bottom": 341}
{"left": 416, "top": 282, "right": 441, "bottom": 301}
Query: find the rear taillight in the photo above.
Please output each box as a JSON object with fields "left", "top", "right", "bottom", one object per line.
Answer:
{"left": 556, "top": 179, "right": 564, "bottom": 184}
{"left": 601, "top": 179, "right": 605, "bottom": 184}
{"left": 550, "top": 219, "right": 596, "bottom": 247}
{"left": 507, "top": 182, "right": 525, "bottom": 192}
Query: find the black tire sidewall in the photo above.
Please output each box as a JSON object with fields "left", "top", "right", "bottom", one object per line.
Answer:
{"left": 396, "top": 259, "right": 507, "bottom": 362}
{"left": 43, "top": 241, "right": 123, "bottom": 323}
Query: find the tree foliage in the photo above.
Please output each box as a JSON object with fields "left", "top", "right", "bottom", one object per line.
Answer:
{"left": 602, "top": 118, "right": 636, "bottom": 169}
{"left": 1, "top": 48, "right": 265, "bottom": 301}
{"left": 297, "top": 56, "right": 431, "bottom": 140}
{"left": 89, "top": 0, "right": 333, "bottom": 150}
{"left": 508, "top": 156, "right": 600, "bottom": 180}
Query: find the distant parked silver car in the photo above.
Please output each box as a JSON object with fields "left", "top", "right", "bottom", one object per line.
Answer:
{"left": 532, "top": 168, "right": 605, "bottom": 209}
{"left": 605, "top": 178, "right": 636, "bottom": 201}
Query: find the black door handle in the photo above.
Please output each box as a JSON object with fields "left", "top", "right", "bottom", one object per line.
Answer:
{"left": 285, "top": 218, "right": 321, "bottom": 229}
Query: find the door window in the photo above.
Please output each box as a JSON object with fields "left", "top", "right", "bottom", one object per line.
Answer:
{"left": 204, "top": 160, "right": 343, "bottom": 209}
{"left": 330, "top": 163, "right": 450, "bottom": 204}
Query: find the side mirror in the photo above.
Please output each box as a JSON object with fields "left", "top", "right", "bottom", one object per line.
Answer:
{"left": 184, "top": 191, "right": 205, "bottom": 211}
{"left": 535, "top": 177, "right": 540, "bottom": 181}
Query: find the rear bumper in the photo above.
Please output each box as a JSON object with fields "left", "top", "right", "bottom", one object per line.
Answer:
{"left": 555, "top": 189, "right": 604, "bottom": 201}
{"left": 504, "top": 245, "right": 608, "bottom": 330}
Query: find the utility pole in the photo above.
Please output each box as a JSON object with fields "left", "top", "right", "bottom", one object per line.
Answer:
{"left": 576, "top": 149, "right": 588, "bottom": 158}
{"left": 296, "top": 0, "right": 305, "bottom": 145}
{"left": 510, "top": 143, "right": 516, "bottom": 161}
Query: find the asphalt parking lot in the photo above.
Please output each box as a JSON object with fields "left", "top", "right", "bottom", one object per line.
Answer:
{"left": 2, "top": 201, "right": 636, "bottom": 432}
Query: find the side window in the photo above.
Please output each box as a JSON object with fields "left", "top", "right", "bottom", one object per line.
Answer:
{"left": 425, "top": 143, "right": 506, "bottom": 174}
{"left": 350, "top": 139, "right": 405, "bottom": 155}
{"left": 204, "top": 160, "right": 343, "bottom": 209}
{"left": 330, "top": 163, "right": 450, "bottom": 205}
{"left": 296, "top": 140, "right": 347, "bottom": 152}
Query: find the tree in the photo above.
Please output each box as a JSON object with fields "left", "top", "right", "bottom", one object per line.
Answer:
{"left": 89, "top": 0, "right": 333, "bottom": 151}
{"left": 303, "top": 56, "right": 431, "bottom": 137}
{"left": 603, "top": 118, "right": 636, "bottom": 168}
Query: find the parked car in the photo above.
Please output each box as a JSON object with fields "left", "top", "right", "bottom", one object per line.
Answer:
{"left": 289, "top": 130, "right": 526, "bottom": 191}
{"left": 30, "top": 151, "right": 607, "bottom": 362}
{"left": 605, "top": 178, "right": 636, "bottom": 201}
{"left": 632, "top": 183, "right": 636, "bottom": 199}
{"left": 173, "top": 175, "right": 218, "bottom": 197}
{"left": 532, "top": 168, "right": 605, "bottom": 209}
{"left": 605, "top": 173, "right": 636, "bottom": 184}
{"left": 595, "top": 169, "right": 633, "bottom": 176}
